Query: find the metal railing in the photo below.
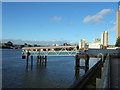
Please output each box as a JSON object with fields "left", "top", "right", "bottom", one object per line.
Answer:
{"left": 102, "top": 53, "right": 110, "bottom": 88}
{"left": 96, "top": 53, "right": 110, "bottom": 89}
{"left": 97, "top": 53, "right": 104, "bottom": 62}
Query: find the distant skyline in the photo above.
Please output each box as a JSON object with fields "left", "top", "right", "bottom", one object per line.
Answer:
{"left": 2, "top": 2, "right": 118, "bottom": 45}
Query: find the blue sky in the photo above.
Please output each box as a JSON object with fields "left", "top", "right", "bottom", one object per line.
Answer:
{"left": 2, "top": 2, "right": 118, "bottom": 45}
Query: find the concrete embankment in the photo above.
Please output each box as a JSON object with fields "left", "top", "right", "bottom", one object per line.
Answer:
{"left": 110, "top": 57, "right": 120, "bottom": 89}
{"left": 87, "top": 49, "right": 120, "bottom": 57}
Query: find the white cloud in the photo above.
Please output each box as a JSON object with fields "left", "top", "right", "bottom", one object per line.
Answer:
{"left": 113, "top": 22, "right": 116, "bottom": 25}
{"left": 50, "top": 16, "right": 62, "bottom": 21}
{"left": 108, "top": 26, "right": 116, "bottom": 32}
{"left": 1, "top": 39, "right": 78, "bottom": 45}
{"left": 83, "top": 9, "right": 113, "bottom": 23}
{"left": 110, "top": 21, "right": 116, "bottom": 25}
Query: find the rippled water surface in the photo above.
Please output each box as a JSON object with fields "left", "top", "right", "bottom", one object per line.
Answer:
{"left": 2, "top": 49, "right": 98, "bottom": 88}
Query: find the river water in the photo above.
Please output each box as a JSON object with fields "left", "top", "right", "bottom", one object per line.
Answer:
{"left": 2, "top": 49, "right": 98, "bottom": 88}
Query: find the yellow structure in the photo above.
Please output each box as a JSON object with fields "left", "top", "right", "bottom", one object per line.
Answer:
{"left": 79, "top": 39, "right": 86, "bottom": 49}
{"left": 104, "top": 31, "right": 108, "bottom": 46}
{"left": 116, "top": 2, "right": 120, "bottom": 40}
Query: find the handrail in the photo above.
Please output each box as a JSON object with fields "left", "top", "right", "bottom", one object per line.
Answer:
{"left": 98, "top": 53, "right": 110, "bottom": 88}
{"left": 69, "top": 58, "right": 103, "bottom": 89}
{"left": 97, "top": 53, "right": 104, "bottom": 62}
{"left": 102, "top": 53, "right": 110, "bottom": 88}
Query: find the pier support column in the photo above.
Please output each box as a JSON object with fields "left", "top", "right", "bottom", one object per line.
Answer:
{"left": 76, "top": 59, "right": 80, "bottom": 67}
{"left": 26, "top": 51, "right": 30, "bottom": 69}
{"left": 26, "top": 55, "right": 29, "bottom": 65}
{"left": 36, "top": 56, "right": 39, "bottom": 63}
{"left": 45, "top": 56, "right": 47, "bottom": 60}
{"left": 85, "top": 55, "right": 89, "bottom": 73}
{"left": 22, "top": 52, "right": 26, "bottom": 59}
{"left": 26, "top": 55, "right": 29, "bottom": 69}
{"left": 31, "top": 56, "right": 33, "bottom": 69}
{"left": 45, "top": 56, "right": 47, "bottom": 66}
{"left": 41, "top": 56, "right": 44, "bottom": 63}
{"left": 40, "top": 56, "right": 41, "bottom": 63}
{"left": 31, "top": 56, "right": 33, "bottom": 66}
{"left": 75, "top": 68, "right": 80, "bottom": 80}
{"left": 75, "top": 55, "right": 80, "bottom": 68}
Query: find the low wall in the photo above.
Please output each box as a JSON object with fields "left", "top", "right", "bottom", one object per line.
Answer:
{"left": 87, "top": 49, "right": 120, "bottom": 56}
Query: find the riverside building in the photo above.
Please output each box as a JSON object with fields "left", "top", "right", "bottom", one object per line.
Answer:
{"left": 101, "top": 31, "right": 108, "bottom": 47}
{"left": 79, "top": 39, "right": 86, "bottom": 49}
{"left": 89, "top": 38, "right": 102, "bottom": 49}
{"left": 88, "top": 31, "right": 108, "bottom": 49}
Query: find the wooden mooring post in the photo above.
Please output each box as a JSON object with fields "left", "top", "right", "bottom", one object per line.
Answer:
{"left": 85, "top": 55, "right": 89, "bottom": 73}
{"left": 27, "top": 51, "right": 30, "bottom": 63}
{"left": 36, "top": 55, "right": 47, "bottom": 66}
{"left": 36, "top": 55, "right": 39, "bottom": 63}
{"left": 24, "top": 51, "right": 48, "bottom": 69}
{"left": 75, "top": 55, "right": 80, "bottom": 67}
{"left": 26, "top": 55, "right": 29, "bottom": 65}
{"left": 40, "top": 56, "right": 41, "bottom": 63}
{"left": 26, "top": 51, "right": 30, "bottom": 69}
{"left": 75, "top": 54, "right": 90, "bottom": 75}
{"left": 26, "top": 55, "right": 29, "bottom": 69}
{"left": 44, "top": 56, "right": 47, "bottom": 66}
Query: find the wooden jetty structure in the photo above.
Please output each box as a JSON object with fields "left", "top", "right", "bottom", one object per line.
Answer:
{"left": 22, "top": 46, "right": 79, "bottom": 69}
{"left": 22, "top": 46, "right": 103, "bottom": 68}
{"left": 22, "top": 46, "right": 78, "bottom": 56}
{"left": 22, "top": 46, "right": 113, "bottom": 89}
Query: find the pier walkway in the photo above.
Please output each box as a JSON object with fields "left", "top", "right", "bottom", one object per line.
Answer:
{"left": 22, "top": 46, "right": 78, "bottom": 56}
{"left": 110, "top": 57, "right": 120, "bottom": 88}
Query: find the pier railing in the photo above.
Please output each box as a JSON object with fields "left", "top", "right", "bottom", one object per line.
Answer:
{"left": 69, "top": 53, "right": 111, "bottom": 89}
{"left": 96, "top": 53, "right": 110, "bottom": 88}
{"left": 22, "top": 46, "right": 78, "bottom": 56}
{"left": 69, "top": 54, "right": 103, "bottom": 89}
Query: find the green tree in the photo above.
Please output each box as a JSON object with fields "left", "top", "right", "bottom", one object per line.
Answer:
{"left": 115, "top": 37, "right": 120, "bottom": 47}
